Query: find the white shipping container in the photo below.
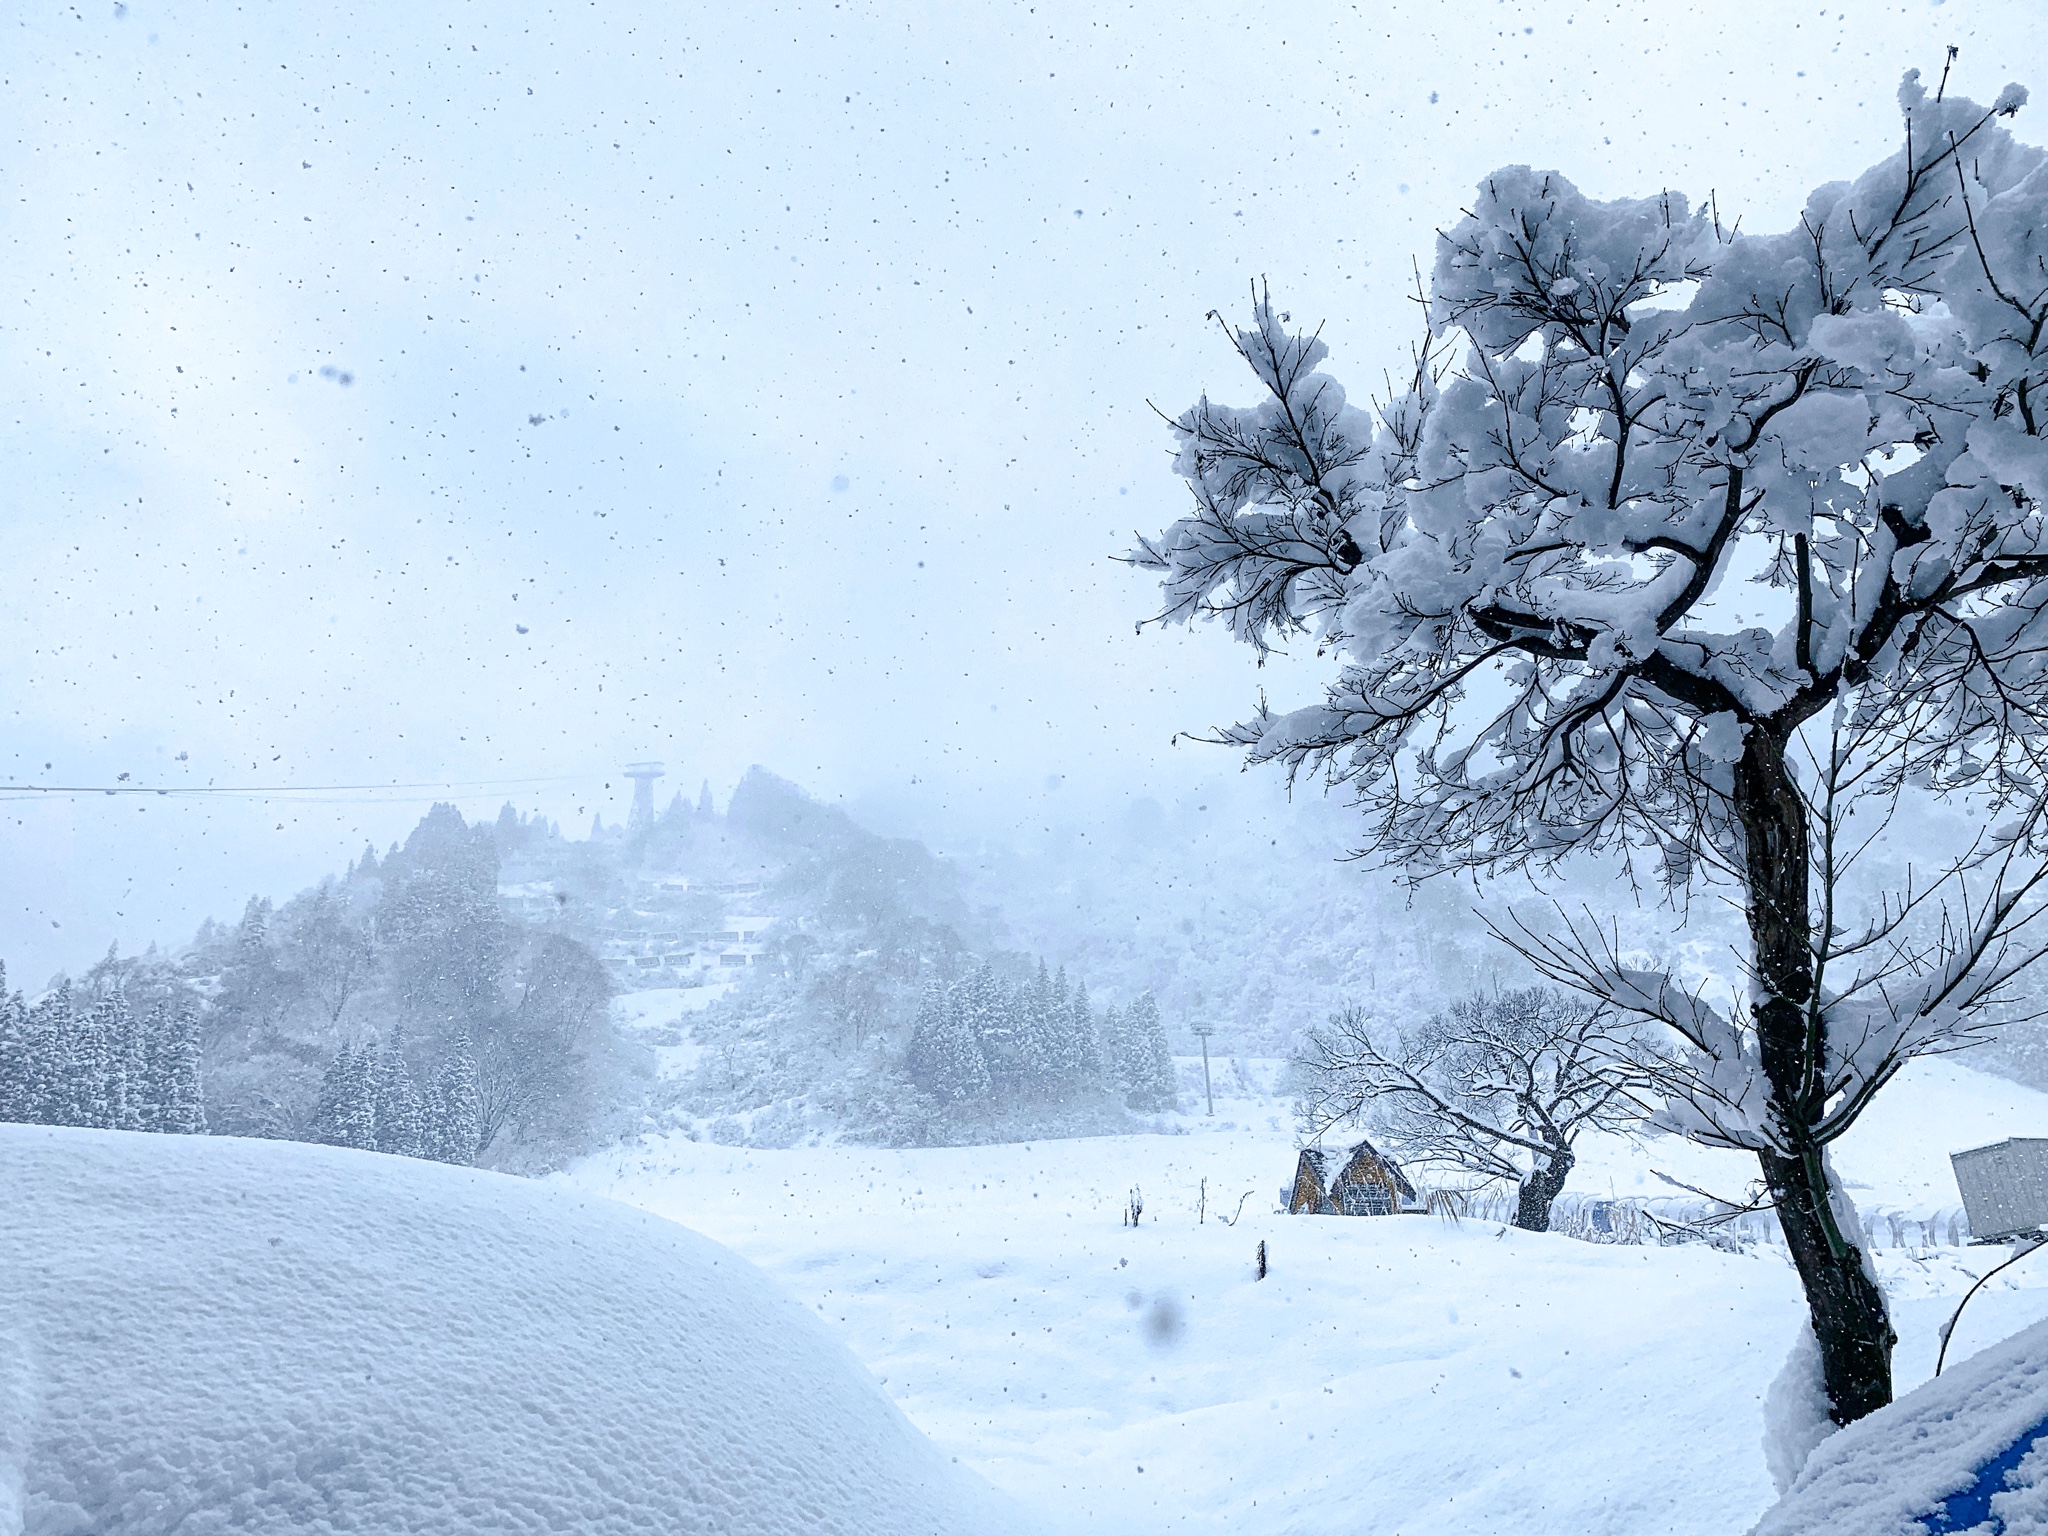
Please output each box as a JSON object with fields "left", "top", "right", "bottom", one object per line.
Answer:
{"left": 1951, "top": 1138, "right": 2048, "bottom": 1241}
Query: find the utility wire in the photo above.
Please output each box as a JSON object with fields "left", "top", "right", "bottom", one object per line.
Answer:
{"left": 0, "top": 775, "right": 595, "bottom": 802}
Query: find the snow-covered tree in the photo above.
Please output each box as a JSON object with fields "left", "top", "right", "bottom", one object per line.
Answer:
{"left": 155, "top": 1004, "right": 207, "bottom": 1136}
{"left": 309, "top": 1044, "right": 376, "bottom": 1149}
{"left": 1015, "top": 960, "right": 1068, "bottom": 1092}
{"left": 959, "top": 964, "right": 1017, "bottom": 1091}
{"left": 373, "top": 1029, "right": 424, "bottom": 1158}
{"left": 0, "top": 965, "right": 30, "bottom": 1124}
{"left": 905, "top": 979, "right": 992, "bottom": 1104}
{"left": 426, "top": 1034, "right": 482, "bottom": 1165}
{"left": 1131, "top": 73, "right": 2048, "bottom": 1425}
{"left": 112, "top": 1000, "right": 149, "bottom": 1132}
{"left": 1097, "top": 1001, "right": 1128, "bottom": 1096}
{"left": 1120, "top": 992, "right": 1176, "bottom": 1111}
{"left": 34, "top": 986, "right": 82, "bottom": 1127}
{"left": 81, "top": 994, "right": 125, "bottom": 1130}
{"left": 1066, "top": 970, "right": 1104, "bottom": 1086}
{"left": 1298, "top": 989, "right": 1648, "bottom": 1231}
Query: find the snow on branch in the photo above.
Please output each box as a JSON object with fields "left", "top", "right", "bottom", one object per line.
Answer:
{"left": 1134, "top": 79, "right": 2048, "bottom": 888}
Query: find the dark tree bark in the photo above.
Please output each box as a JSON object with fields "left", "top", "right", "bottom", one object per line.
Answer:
{"left": 1513, "top": 1145, "right": 1573, "bottom": 1233}
{"left": 1736, "top": 727, "right": 1895, "bottom": 1424}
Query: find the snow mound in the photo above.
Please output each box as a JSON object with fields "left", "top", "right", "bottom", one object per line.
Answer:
{"left": 1751, "top": 1314, "right": 2048, "bottom": 1535}
{"left": 0, "top": 1125, "right": 1038, "bottom": 1536}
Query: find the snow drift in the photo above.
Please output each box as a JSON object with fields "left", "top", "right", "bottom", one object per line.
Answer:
{"left": 1753, "top": 1313, "right": 2048, "bottom": 1535}
{"left": 0, "top": 1125, "right": 1037, "bottom": 1536}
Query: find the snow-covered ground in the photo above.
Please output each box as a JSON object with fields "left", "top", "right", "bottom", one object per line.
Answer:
{"left": 11, "top": 1057, "right": 2045, "bottom": 1534}
{"left": 564, "top": 1056, "right": 2048, "bottom": 1536}
{"left": 0, "top": 1125, "right": 1038, "bottom": 1536}
{"left": 613, "top": 984, "right": 732, "bottom": 1079}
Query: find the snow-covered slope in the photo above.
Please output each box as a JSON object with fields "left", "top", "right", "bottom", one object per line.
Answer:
{"left": 0, "top": 1125, "right": 1037, "bottom": 1536}
{"left": 1566, "top": 1055, "right": 2048, "bottom": 1219}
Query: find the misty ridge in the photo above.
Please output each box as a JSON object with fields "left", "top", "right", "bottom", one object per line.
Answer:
{"left": 19, "top": 756, "right": 2048, "bottom": 1172}
{"left": 0, "top": 763, "right": 1552, "bottom": 1165}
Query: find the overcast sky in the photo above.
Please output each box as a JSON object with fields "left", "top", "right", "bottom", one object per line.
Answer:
{"left": 3, "top": 0, "right": 2041, "bottom": 981}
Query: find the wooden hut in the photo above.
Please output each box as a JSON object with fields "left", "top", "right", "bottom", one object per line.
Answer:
{"left": 1288, "top": 1137, "right": 1417, "bottom": 1216}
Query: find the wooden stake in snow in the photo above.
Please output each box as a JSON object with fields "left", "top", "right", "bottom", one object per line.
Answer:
{"left": 1255, "top": 1240, "right": 1268, "bottom": 1281}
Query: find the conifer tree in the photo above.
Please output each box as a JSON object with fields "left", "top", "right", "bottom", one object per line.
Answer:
{"left": 1098, "top": 1002, "right": 1130, "bottom": 1098}
{"left": 0, "top": 965, "right": 30, "bottom": 1124}
{"left": 373, "top": 1029, "right": 425, "bottom": 1158}
{"left": 308, "top": 1047, "right": 352, "bottom": 1144}
{"left": 19, "top": 987, "right": 67, "bottom": 1125}
{"left": 1010, "top": 961, "right": 1057, "bottom": 1095}
{"left": 427, "top": 1034, "right": 482, "bottom": 1164}
{"left": 1070, "top": 977, "right": 1104, "bottom": 1088}
{"left": 36, "top": 984, "right": 89, "bottom": 1127}
{"left": 958, "top": 964, "right": 1015, "bottom": 1093}
{"left": 0, "top": 1007, "right": 28, "bottom": 1124}
{"left": 83, "top": 993, "right": 130, "bottom": 1131}
{"left": 159, "top": 1005, "right": 207, "bottom": 1135}
{"left": 1125, "top": 992, "right": 1177, "bottom": 1111}
{"left": 74, "top": 995, "right": 118, "bottom": 1128}
{"left": 113, "top": 1000, "right": 149, "bottom": 1131}
{"left": 340, "top": 1043, "right": 378, "bottom": 1148}
{"left": 136, "top": 1001, "right": 177, "bottom": 1132}
{"left": 309, "top": 1043, "right": 373, "bottom": 1148}
{"left": 905, "top": 978, "right": 991, "bottom": 1104}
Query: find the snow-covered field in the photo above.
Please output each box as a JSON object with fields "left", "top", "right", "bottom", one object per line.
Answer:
{"left": 10, "top": 1057, "right": 2047, "bottom": 1534}
{"left": 564, "top": 1056, "right": 2048, "bottom": 1536}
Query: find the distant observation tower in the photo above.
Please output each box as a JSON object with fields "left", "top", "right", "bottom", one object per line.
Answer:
{"left": 623, "top": 761, "right": 665, "bottom": 835}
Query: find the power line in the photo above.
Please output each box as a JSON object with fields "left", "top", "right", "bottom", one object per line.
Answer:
{"left": 0, "top": 775, "right": 595, "bottom": 803}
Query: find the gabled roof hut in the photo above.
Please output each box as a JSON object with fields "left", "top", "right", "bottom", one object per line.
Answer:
{"left": 1288, "top": 1137, "right": 1417, "bottom": 1216}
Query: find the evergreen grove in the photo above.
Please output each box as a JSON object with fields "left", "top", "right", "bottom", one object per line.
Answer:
{"left": 905, "top": 960, "right": 1176, "bottom": 1112}
{"left": 304, "top": 1027, "right": 483, "bottom": 1164}
{"left": 0, "top": 964, "right": 205, "bottom": 1134}
{"left": 0, "top": 957, "right": 484, "bottom": 1166}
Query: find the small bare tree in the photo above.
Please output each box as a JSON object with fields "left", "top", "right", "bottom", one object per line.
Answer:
{"left": 1297, "top": 987, "right": 1648, "bottom": 1232}
{"left": 472, "top": 933, "right": 615, "bottom": 1158}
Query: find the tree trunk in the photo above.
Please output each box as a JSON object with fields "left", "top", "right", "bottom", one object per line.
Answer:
{"left": 1513, "top": 1148, "right": 1572, "bottom": 1232}
{"left": 1734, "top": 727, "right": 1895, "bottom": 1425}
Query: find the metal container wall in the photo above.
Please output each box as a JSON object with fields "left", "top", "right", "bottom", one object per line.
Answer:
{"left": 1951, "top": 1138, "right": 2048, "bottom": 1240}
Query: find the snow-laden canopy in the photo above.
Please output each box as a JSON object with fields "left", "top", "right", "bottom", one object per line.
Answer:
{"left": 0, "top": 1125, "right": 1039, "bottom": 1536}
{"left": 1137, "top": 71, "right": 2048, "bottom": 876}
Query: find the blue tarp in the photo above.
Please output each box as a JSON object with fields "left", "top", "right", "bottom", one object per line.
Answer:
{"left": 1924, "top": 1411, "right": 2048, "bottom": 1533}
{"left": 1751, "top": 1316, "right": 2048, "bottom": 1536}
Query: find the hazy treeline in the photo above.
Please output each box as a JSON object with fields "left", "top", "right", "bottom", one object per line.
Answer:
{"left": 905, "top": 963, "right": 1175, "bottom": 1112}
{"left": 0, "top": 804, "right": 633, "bottom": 1170}
{"left": 305, "top": 1028, "right": 480, "bottom": 1164}
{"left": 196, "top": 803, "right": 629, "bottom": 1167}
{"left": 0, "top": 963, "right": 207, "bottom": 1134}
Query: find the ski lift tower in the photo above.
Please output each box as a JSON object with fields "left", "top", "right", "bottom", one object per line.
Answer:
{"left": 623, "top": 761, "right": 665, "bottom": 835}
